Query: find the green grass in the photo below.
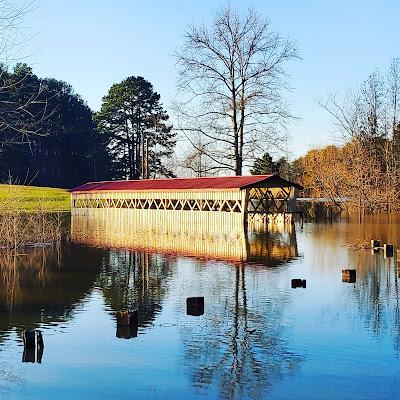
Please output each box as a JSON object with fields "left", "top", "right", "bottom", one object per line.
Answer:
{"left": 0, "top": 184, "right": 70, "bottom": 212}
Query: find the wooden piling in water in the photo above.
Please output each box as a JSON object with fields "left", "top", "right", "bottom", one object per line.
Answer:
{"left": 22, "top": 330, "right": 44, "bottom": 363}
{"left": 384, "top": 244, "right": 394, "bottom": 258}
{"left": 186, "top": 297, "right": 205, "bottom": 316}
{"left": 371, "top": 239, "right": 381, "bottom": 249}
{"left": 116, "top": 310, "right": 138, "bottom": 327}
{"left": 291, "top": 279, "right": 306, "bottom": 289}
{"left": 342, "top": 269, "right": 356, "bottom": 283}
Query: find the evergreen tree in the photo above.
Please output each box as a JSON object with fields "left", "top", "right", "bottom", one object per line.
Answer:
{"left": 250, "top": 153, "right": 274, "bottom": 175}
{"left": 96, "top": 76, "right": 176, "bottom": 179}
{"left": 250, "top": 152, "right": 289, "bottom": 177}
{"left": 0, "top": 64, "right": 110, "bottom": 187}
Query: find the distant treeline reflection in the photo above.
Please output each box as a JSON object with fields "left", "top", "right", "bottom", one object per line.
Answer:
{"left": 1, "top": 217, "right": 400, "bottom": 396}
{"left": 0, "top": 245, "right": 174, "bottom": 338}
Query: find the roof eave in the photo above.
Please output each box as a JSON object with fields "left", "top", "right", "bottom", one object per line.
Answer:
{"left": 239, "top": 174, "right": 303, "bottom": 191}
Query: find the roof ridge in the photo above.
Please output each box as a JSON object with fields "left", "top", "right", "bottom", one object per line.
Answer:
{"left": 69, "top": 175, "right": 303, "bottom": 192}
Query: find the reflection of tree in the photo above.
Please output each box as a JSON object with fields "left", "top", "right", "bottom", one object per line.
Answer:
{"left": 306, "top": 215, "right": 400, "bottom": 352}
{"left": 96, "top": 250, "right": 174, "bottom": 327}
{"left": 181, "top": 264, "right": 302, "bottom": 399}
{"left": 0, "top": 247, "right": 60, "bottom": 311}
{"left": 349, "top": 251, "right": 400, "bottom": 352}
{"left": 0, "top": 244, "right": 175, "bottom": 341}
{"left": 247, "top": 228, "right": 298, "bottom": 266}
{"left": 0, "top": 245, "right": 103, "bottom": 337}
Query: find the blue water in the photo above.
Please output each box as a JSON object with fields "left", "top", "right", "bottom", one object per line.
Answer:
{"left": 1, "top": 217, "right": 400, "bottom": 399}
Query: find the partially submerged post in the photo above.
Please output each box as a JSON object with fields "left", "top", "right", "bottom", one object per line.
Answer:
{"left": 187, "top": 297, "right": 205, "bottom": 316}
{"left": 342, "top": 269, "right": 356, "bottom": 283}
{"left": 384, "top": 244, "right": 394, "bottom": 258}
{"left": 116, "top": 310, "right": 139, "bottom": 339}
{"left": 291, "top": 279, "right": 306, "bottom": 289}
{"left": 371, "top": 239, "right": 381, "bottom": 251}
{"left": 116, "top": 310, "right": 138, "bottom": 326}
{"left": 22, "top": 330, "right": 44, "bottom": 363}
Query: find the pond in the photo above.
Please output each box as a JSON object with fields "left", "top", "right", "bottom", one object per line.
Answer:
{"left": 0, "top": 215, "right": 400, "bottom": 399}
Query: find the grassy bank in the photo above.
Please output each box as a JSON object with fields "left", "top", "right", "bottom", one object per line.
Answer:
{"left": 0, "top": 184, "right": 70, "bottom": 212}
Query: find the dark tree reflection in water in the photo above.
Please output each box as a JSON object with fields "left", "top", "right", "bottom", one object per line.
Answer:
{"left": 96, "top": 250, "right": 175, "bottom": 327}
{"left": 0, "top": 245, "right": 103, "bottom": 334}
{"left": 180, "top": 261, "right": 303, "bottom": 399}
{"left": 3, "top": 215, "right": 400, "bottom": 399}
{"left": 348, "top": 250, "right": 400, "bottom": 352}
{"left": 247, "top": 228, "right": 298, "bottom": 265}
{"left": 304, "top": 216, "right": 400, "bottom": 354}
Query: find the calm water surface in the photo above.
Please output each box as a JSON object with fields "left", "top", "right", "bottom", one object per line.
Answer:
{"left": 1, "top": 216, "right": 400, "bottom": 399}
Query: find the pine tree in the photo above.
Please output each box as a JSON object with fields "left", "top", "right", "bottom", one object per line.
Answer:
{"left": 96, "top": 76, "right": 176, "bottom": 179}
{"left": 0, "top": 63, "right": 110, "bottom": 187}
{"left": 250, "top": 153, "right": 274, "bottom": 175}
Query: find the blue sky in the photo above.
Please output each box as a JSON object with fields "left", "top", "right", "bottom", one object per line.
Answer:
{"left": 18, "top": 0, "right": 400, "bottom": 158}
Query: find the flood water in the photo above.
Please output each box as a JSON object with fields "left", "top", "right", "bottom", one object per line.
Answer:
{"left": 1, "top": 215, "right": 400, "bottom": 399}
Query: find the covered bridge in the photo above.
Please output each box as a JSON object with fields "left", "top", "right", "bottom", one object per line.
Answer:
{"left": 70, "top": 175, "right": 302, "bottom": 233}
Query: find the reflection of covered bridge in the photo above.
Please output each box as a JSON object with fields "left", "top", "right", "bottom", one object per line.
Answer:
{"left": 70, "top": 175, "right": 302, "bottom": 232}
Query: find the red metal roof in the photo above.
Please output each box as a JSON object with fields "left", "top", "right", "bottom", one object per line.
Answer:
{"left": 70, "top": 175, "right": 302, "bottom": 193}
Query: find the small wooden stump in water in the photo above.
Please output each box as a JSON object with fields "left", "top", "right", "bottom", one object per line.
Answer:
{"left": 342, "top": 269, "right": 356, "bottom": 283}
{"left": 116, "top": 310, "right": 139, "bottom": 340}
{"left": 291, "top": 279, "right": 306, "bottom": 289}
{"left": 371, "top": 239, "right": 381, "bottom": 252}
{"left": 116, "top": 310, "right": 138, "bottom": 327}
{"left": 384, "top": 244, "right": 394, "bottom": 258}
{"left": 22, "top": 330, "right": 44, "bottom": 349}
{"left": 22, "top": 330, "right": 44, "bottom": 363}
{"left": 116, "top": 325, "right": 138, "bottom": 339}
{"left": 371, "top": 239, "right": 381, "bottom": 248}
{"left": 186, "top": 297, "right": 204, "bottom": 316}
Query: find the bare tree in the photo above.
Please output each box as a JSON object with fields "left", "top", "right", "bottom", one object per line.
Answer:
{"left": 180, "top": 137, "right": 217, "bottom": 177}
{"left": 0, "top": 0, "right": 32, "bottom": 63}
{"left": 175, "top": 6, "right": 299, "bottom": 175}
{"left": 316, "top": 61, "right": 400, "bottom": 216}
{"left": 0, "top": 1, "right": 50, "bottom": 151}
{"left": 388, "top": 58, "right": 400, "bottom": 135}
{"left": 318, "top": 71, "right": 387, "bottom": 144}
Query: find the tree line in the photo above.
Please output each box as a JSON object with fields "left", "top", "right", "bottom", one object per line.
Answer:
{"left": 0, "top": 4, "right": 299, "bottom": 187}
{"left": 300, "top": 60, "right": 400, "bottom": 215}
{"left": 250, "top": 59, "right": 400, "bottom": 216}
{"left": 0, "top": 64, "right": 175, "bottom": 188}
{"left": 10, "top": 0, "right": 396, "bottom": 208}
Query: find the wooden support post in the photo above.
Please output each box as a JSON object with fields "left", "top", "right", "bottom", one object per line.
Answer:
{"left": 241, "top": 189, "right": 248, "bottom": 231}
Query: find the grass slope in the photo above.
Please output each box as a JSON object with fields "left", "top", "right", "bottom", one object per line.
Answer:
{"left": 0, "top": 184, "right": 70, "bottom": 211}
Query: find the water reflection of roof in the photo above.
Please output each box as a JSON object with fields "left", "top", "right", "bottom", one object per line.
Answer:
{"left": 70, "top": 175, "right": 303, "bottom": 193}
